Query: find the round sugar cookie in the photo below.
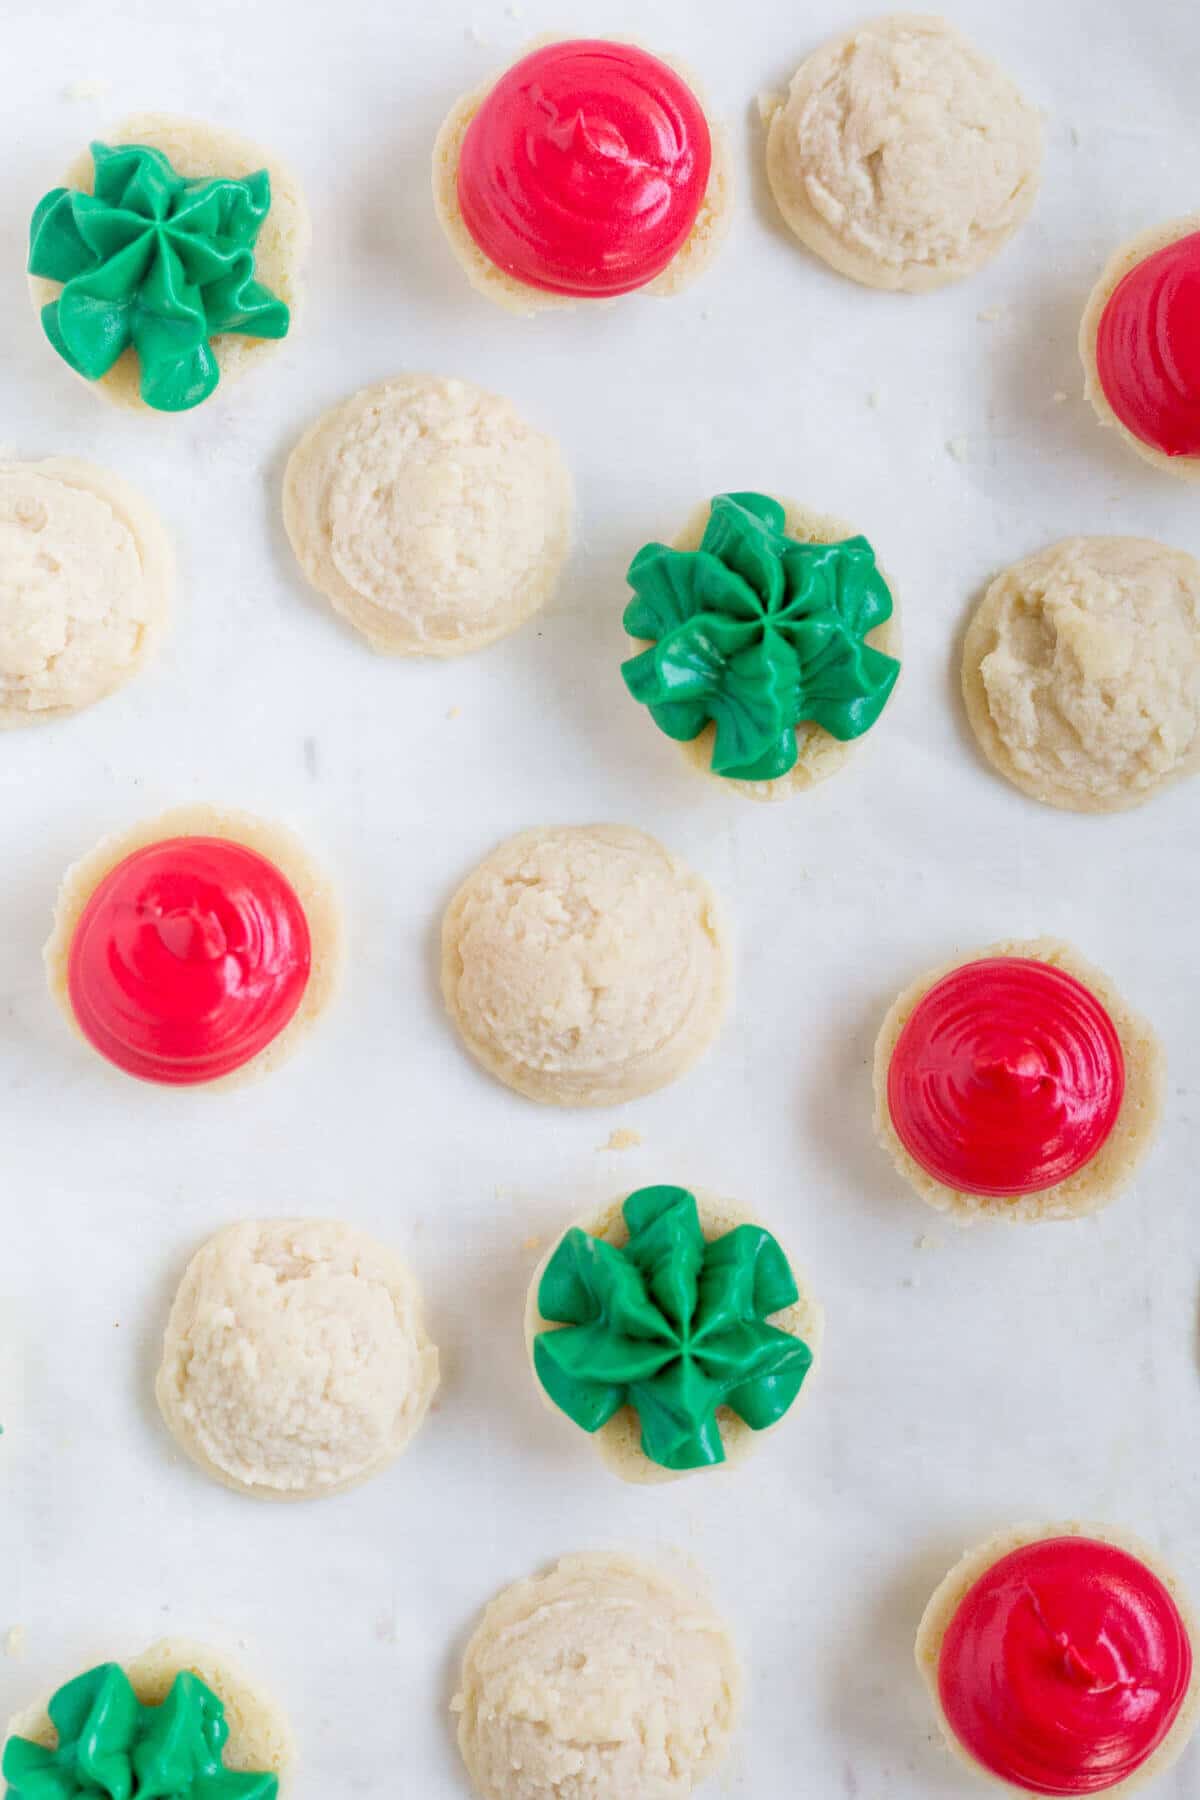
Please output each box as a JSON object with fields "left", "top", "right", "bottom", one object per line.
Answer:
{"left": 156, "top": 1218, "right": 439, "bottom": 1501}
{"left": 916, "top": 1523, "right": 1200, "bottom": 1797}
{"left": 29, "top": 113, "right": 310, "bottom": 412}
{"left": 765, "top": 14, "right": 1043, "bottom": 292}
{"left": 635, "top": 495, "right": 901, "bottom": 801}
{"left": 524, "top": 1188, "right": 823, "bottom": 1484}
{"left": 282, "top": 375, "right": 573, "bottom": 655}
{"left": 1080, "top": 216, "right": 1200, "bottom": 480}
{"left": 873, "top": 937, "right": 1164, "bottom": 1224}
{"left": 440, "top": 824, "right": 731, "bottom": 1106}
{"left": 452, "top": 1552, "right": 741, "bottom": 1800}
{"left": 4, "top": 1639, "right": 294, "bottom": 1791}
{"left": 432, "top": 37, "right": 733, "bottom": 316}
{"left": 962, "top": 537, "right": 1200, "bottom": 813}
{"left": 0, "top": 457, "right": 171, "bottom": 727}
{"left": 44, "top": 804, "right": 343, "bottom": 1090}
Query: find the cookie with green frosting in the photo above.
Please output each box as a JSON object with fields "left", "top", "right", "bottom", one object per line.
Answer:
{"left": 2, "top": 1641, "right": 292, "bottom": 1800}
{"left": 621, "top": 491, "right": 901, "bottom": 798}
{"left": 27, "top": 114, "right": 310, "bottom": 414}
{"left": 524, "top": 1186, "right": 823, "bottom": 1483}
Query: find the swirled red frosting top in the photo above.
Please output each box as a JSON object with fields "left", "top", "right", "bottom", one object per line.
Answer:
{"left": 938, "top": 1535, "right": 1194, "bottom": 1795}
{"left": 887, "top": 958, "right": 1124, "bottom": 1196}
{"left": 67, "top": 836, "right": 311, "bottom": 1085}
{"left": 456, "top": 39, "right": 712, "bottom": 297}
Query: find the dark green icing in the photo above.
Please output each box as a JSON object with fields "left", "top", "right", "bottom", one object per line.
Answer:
{"left": 534, "top": 1184, "right": 813, "bottom": 1471}
{"left": 28, "top": 142, "right": 289, "bottom": 412}
{"left": 2, "top": 1663, "right": 277, "bottom": 1800}
{"left": 621, "top": 491, "right": 900, "bottom": 781}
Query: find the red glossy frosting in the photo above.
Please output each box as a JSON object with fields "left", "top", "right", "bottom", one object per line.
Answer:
{"left": 1095, "top": 231, "right": 1200, "bottom": 458}
{"left": 938, "top": 1536, "right": 1194, "bottom": 1795}
{"left": 456, "top": 38, "right": 711, "bottom": 297}
{"left": 887, "top": 958, "right": 1124, "bottom": 1197}
{"left": 67, "top": 836, "right": 311, "bottom": 1085}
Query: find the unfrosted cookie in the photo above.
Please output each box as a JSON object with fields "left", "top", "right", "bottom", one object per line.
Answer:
{"left": 916, "top": 1524, "right": 1199, "bottom": 1796}
{"left": 623, "top": 492, "right": 901, "bottom": 801}
{"left": 44, "top": 805, "right": 343, "bottom": 1089}
{"left": 156, "top": 1218, "right": 438, "bottom": 1501}
{"left": 432, "top": 37, "right": 732, "bottom": 315}
{"left": 282, "top": 375, "right": 573, "bottom": 655}
{"left": 4, "top": 1639, "right": 294, "bottom": 1793}
{"left": 440, "top": 824, "right": 731, "bottom": 1106}
{"left": 524, "top": 1185, "right": 822, "bottom": 1484}
{"left": 1080, "top": 217, "right": 1200, "bottom": 480}
{"left": 765, "top": 15, "right": 1042, "bottom": 292}
{"left": 0, "top": 458, "right": 171, "bottom": 727}
{"left": 874, "top": 937, "right": 1164, "bottom": 1224}
{"left": 962, "top": 537, "right": 1200, "bottom": 812}
{"left": 29, "top": 113, "right": 310, "bottom": 412}
{"left": 452, "top": 1553, "right": 741, "bottom": 1800}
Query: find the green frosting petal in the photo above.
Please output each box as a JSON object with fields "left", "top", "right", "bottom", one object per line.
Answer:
{"left": 28, "top": 142, "right": 289, "bottom": 412}
{"left": 534, "top": 1185, "right": 813, "bottom": 1472}
{"left": 621, "top": 493, "right": 901, "bottom": 781}
{"left": 1, "top": 1664, "right": 278, "bottom": 1800}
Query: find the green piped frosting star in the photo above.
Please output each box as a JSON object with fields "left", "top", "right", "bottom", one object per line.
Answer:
{"left": 621, "top": 491, "right": 900, "bottom": 781}
{"left": 534, "top": 1185, "right": 813, "bottom": 1472}
{"left": 2, "top": 1664, "right": 278, "bottom": 1800}
{"left": 28, "top": 142, "right": 289, "bottom": 412}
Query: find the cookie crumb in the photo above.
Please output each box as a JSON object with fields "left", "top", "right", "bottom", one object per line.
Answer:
{"left": 756, "top": 91, "right": 782, "bottom": 126}
{"left": 865, "top": 390, "right": 882, "bottom": 411}
{"left": 1052, "top": 390, "right": 1069, "bottom": 404}
{"left": 62, "top": 76, "right": 110, "bottom": 101}
{"left": 1069, "top": 125, "right": 1081, "bottom": 147}
{"left": 976, "top": 306, "right": 1003, "bottom": 323}
{"left": 601, "top": 1128, "right": 644, "bottom": 1152}
{"left": 5, "top": 1625, "right": 26, "bottom": 1661}
{"left": 901, "top": 1274, "right": 920, "bottom": 1290}
{"left": 946, "top": 437, "right": 970, "bottom": 463}
{"left": 446, "top": 705, "right": 461, "bottom": 720}
{"left": 521, "top": 1234, "right": 542, "bottom": 1252}
{"left": 506, "top": 1, "right": 524, "bottom": 15}
{"left": 915, "top": 1233, "right": 942, "bottom": 1252}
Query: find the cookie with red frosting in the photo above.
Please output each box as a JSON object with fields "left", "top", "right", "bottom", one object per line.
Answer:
{"left": 44, "top": 805, "right": 343, "bottom": 1088}
{"left": 917, "top": 1524, "right": 1199, "bottom": 1796}
{"left": 1080, "top": 216, "right": 1200, "bottom": 480}
{"left": 873, "top": 938, "right": 1163, "bottom": 1224}
{"left": 432, "top": 37, "right": 731, "bottom": 315}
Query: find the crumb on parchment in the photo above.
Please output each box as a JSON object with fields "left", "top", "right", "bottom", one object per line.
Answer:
{"left": 601, "top": 1128, "right": 644, "bottom": 1152}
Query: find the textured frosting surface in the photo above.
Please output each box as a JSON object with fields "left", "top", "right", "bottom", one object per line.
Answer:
{"left": 767, "top": 14, "right": 1042, "bottom": 290}
{"left": 441, "top": 824, "right": 730, "bottom": 1105}
{"left": 283, "top": 375, "right": 572, "bottom": 655}
{"left": 963, "top": 537, "right": 1200, "bottom": 813}
{"left": 0, "top": 458, "right": 171, "bottom": 727}
{"left": 156, "top": 1218, "right": 439, "bottom": 1498}
{"left": 453, "top": 1553, "right": 741, "bottom": 1800}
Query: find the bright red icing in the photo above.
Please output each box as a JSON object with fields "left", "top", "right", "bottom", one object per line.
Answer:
{"left": 938, "top": 1536, "right": 1193, "bottom": 1795}
{"left": 456, "top": 38, "right": 711, "bottom": 297}
{"left": 67, "top": 836, "right": 311, "bottom": 1085}
{"left": 1095, "top": 231, "right": 1200, "bottom": 457}
{"left": 887, "top": 958, "right": 1124, "bottom": 1197}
